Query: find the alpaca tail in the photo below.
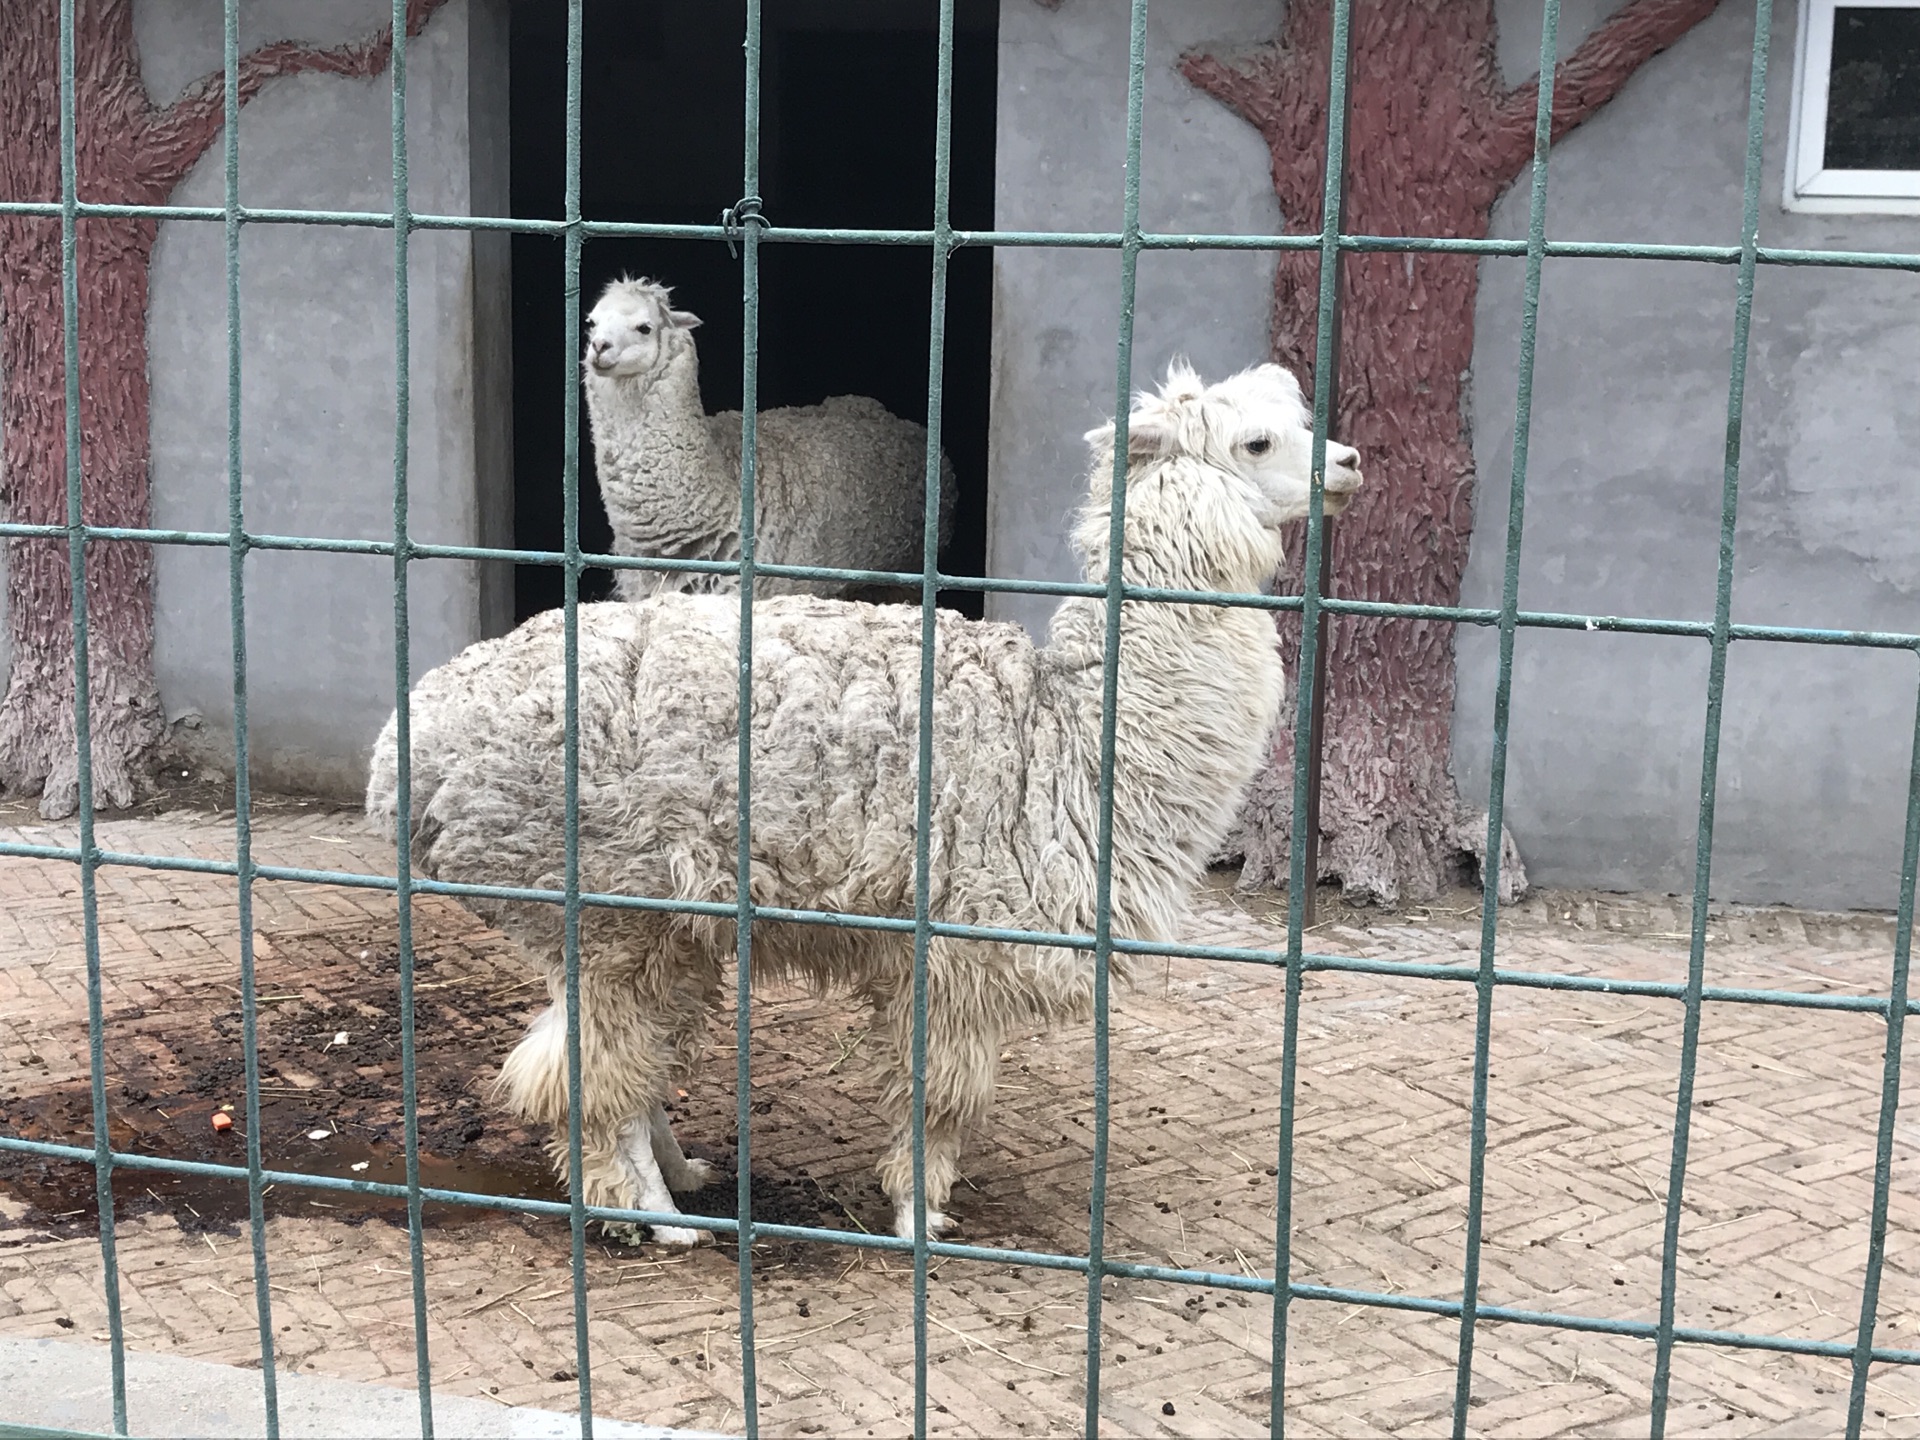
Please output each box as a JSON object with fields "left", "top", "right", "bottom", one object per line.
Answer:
{"left": 495, "top": 1004, "right": 571, "bottom": 1125}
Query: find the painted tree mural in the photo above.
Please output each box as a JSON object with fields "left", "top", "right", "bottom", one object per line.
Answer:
{"left": 1182, "top": 0, "right": 1719, "bottom": 905}
{"left": 0, "top": 0, "right": 448, "bottom": 819}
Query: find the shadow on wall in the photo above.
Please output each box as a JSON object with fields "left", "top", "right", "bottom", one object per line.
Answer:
{"left": 509, "top": 0, "right": 998, "bottom": 622}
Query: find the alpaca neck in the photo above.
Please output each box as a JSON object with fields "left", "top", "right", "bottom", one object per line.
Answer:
{"left": 586, "top": 345, "right": 736, "bottom": 553}
{"left": 1040, "top": 591, "right": 1283, "bottom": 938}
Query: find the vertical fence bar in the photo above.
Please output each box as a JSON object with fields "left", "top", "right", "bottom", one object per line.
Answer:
{"left": 1298, "top": 529, "right": 1334, "bottom": 931}
{"left": 557, "top": 0, "right": 596, "bottom": 1431}
{"left": 1845, "top": 664, "right": 1920, "bottom": 1436}
{"left": 1083, "top": 3, "right": 1152, "bottom": 1433}
{"left": 1449, "top": 3, "right": 1562, "bottom": 1429}
{"left": 57, "top": 0, "right": 129, "bottom": 1430}
{"left": 1269, "top": 1, "right": 1353, "bottom": 1429}
{"left": 1297, "top": 64, "right": 1353, "bottom": 935}
{"left": 220, "top": 0, "right": 282, "bottom": 1429}
{"left": 1648, "top": 3, "right": 1774, "bottom": 1431}
{"left": 908, "top": 0, "right": 959, "bottom": 1433}
{"left": 383, "top": 0, "right": 437, "bottom": 1430}
{"left": 733, "top": 4, "right": 766, "bottom": 1435}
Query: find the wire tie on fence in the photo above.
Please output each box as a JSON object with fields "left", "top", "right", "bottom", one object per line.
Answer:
{"left": 721, "top": 195, "right": 766, "bottom": 258}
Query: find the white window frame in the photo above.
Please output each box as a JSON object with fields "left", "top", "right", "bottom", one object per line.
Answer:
{"left": 1786, "top": 0, "right": 1920, "bottom": 214}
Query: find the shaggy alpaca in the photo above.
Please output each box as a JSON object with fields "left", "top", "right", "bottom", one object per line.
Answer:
{"left": 583, "top": 277, "right": 958, "bottom": 602}
{"left": 367, "top": 361, "right": 1363, "bottom": 1245}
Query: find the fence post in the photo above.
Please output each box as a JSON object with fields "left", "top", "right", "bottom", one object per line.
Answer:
{"left": 1298, "top": 32, "right": 1352, "bottom": 933}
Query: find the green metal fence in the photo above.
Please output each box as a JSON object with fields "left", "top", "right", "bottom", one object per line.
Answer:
{"left": 3, "top": 0, "right": 1920, "bottom": 1436}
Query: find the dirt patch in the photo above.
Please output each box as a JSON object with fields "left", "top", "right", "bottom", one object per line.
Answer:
{"left": 0, "top": 910, "right": 548, "bottom": 1237}
{"left": 0, "top": 905, "right": 864, "bottom": 1261}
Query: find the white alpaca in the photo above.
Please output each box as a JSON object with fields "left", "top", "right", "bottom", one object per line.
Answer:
{"left": 367, "top": 361, "right": 1363, "bottom": 1245}
{"left": 583, "top": 277, "right": 958, "bottom": 601}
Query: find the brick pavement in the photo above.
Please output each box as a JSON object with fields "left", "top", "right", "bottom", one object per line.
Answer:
{"left": 3, "top": 804, "right": 1919, "bottom": 1437}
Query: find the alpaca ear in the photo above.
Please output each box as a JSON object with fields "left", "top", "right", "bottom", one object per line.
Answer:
{"left": 1083, "top": 419, "right": 1117, "bottom": 450}
{"left": 1160, "top": 357, "right": 1203, "bottom": 401}
{"left": 1123, "top": 415, "right": 1173, "bottom": 459}
{"left": 1250, "top": 362, "right": 1304, "bottom": 401}
{"left": 668, "top": 308, "right": 703, "bottom": 330}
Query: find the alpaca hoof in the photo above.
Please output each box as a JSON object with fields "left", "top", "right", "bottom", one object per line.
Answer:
{"left": 650, "top": 1223, "right": 711, "bottom": 1249}
{"left": 892, "top": 1208, "right": 955, "bottom": 1241}
{"left": 667, "top": 1157, "right": 717, "bottom": 1193}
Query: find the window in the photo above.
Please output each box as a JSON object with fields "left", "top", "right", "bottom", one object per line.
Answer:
{"left": 1787, "top": 0, "right": 1920, "bottom": 212}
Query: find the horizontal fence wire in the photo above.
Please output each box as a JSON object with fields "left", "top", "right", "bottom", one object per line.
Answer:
{"left": 3, "top": 523, "right": 1917, "bottom": 651}
{"left": 3, "top": 835, "right": 1919, "bottom": 1015}
{"left": 1, "top": 194, "right": 1919, "bottom": 270}
{"left": 8, "top": 1126, "right": 1920, "bottom": 1367}
{"left": 7, "top": 0, "right": 1920, "bottom": 1436}
{"left": 12, "top": 1125, "right": 1920, "bottom": 1367}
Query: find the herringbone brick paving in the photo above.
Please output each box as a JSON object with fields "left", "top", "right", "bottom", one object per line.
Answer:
{"left": 2, "top": 803, "right": 1919, "bottom": 1436}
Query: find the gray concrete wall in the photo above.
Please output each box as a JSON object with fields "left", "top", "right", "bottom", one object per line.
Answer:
{"left": 140, "top": 0, "right": 510, "bottom": 798}
{"left": 992, "top": 0, "right": 1920, "bottom": 909}
{"left": 1456, "top": 0, "right": 1920, "bottom": 909}
{"left": 985, "top": 0, "right": 1282, "bottom": 638}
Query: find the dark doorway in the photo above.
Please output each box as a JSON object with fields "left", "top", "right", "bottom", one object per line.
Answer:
{"left": 509, "top": 0, "right": 998, "bottom": 621}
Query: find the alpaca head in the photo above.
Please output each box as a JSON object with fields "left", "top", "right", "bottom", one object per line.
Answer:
{"left": 583, "top": 277, "right": 702, "bottom": 385}
{"left": 1075, "top": 361, "right": 1364, "bottom": 593}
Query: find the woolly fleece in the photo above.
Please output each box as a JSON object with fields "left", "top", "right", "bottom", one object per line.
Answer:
{"left": 367, "top": 360, "right": 1362, "bottom": 1242}
{"left": 582, "top": 277, "right": 958, "bottom": 601}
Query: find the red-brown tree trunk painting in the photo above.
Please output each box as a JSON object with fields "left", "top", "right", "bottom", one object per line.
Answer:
{"left": 1183, "top": 0, "right": 1718, "bottom": 905}
{"left": 0, "top": 0, "right": 448, "bottom": 819}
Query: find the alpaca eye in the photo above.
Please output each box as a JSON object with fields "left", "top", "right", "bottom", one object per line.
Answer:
{"left": 1245, "top": 437, "right": 1272, "bottom": 455}
{"left": 638, "top": 323, "right": 653, "bottom": 336}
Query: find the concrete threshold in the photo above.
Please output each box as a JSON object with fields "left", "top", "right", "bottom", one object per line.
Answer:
{"left": 0, "top": 1337, "right": 739, "bottom": 1440}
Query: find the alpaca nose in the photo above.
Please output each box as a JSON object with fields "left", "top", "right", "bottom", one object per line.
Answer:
{"left": 1326, "top": 443, "right": 1363, "bottom": 492}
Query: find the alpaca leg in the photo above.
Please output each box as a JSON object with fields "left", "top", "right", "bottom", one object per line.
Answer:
{"left": 871, "top": 959, "right": 1004, "bottom": 1241}
{"left": 647, "top": 1099, "right": 715, "bottom": 1193}
{"left": 498, "top": 961, "right": 707, "bottom": 1247}
{"left": 877, "top": 1114, "right": 971, "bottom": 1242}
{"left": 543, "top": 1116, "right": 706, "bottom": 1249}
{"left": 618, "top": 1117, "right": 707, "bottom": 1247}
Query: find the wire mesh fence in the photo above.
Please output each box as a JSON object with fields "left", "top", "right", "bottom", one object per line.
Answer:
{"left": 2, "top": 0, "right": 1919, "bottom": 1437}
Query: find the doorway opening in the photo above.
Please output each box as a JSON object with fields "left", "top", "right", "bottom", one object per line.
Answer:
{"left": 510, "top": 0, "right": 998, "bottom": 621}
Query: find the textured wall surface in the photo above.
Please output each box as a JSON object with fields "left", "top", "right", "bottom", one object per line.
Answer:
{"left": 1456, "top": 0, "right": 1920, "bottom": 908}
{"left": 994, "top": 0, "right": 1920, "bottom": 908}
{"left": 985, "top": 0, "right": 1283, "bottom": 639}
{"left": 139, "top": 0, "right": 509, "bottom": 796}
